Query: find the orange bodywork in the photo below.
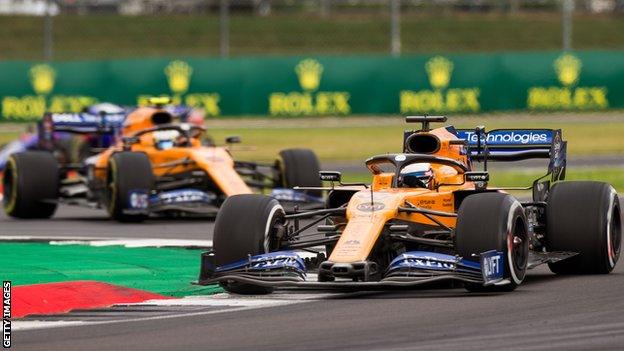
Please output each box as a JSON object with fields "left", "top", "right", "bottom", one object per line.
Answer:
{"left": 328, "top": 126, "right": 476, "bottom": 263}
{"left": 93, "top": 107, "right": 252, "bottom": 196}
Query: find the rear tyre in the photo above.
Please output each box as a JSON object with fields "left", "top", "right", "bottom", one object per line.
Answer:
{"left": 456, "top": 192, "right": 529, "bottom": 292}
{"left": 106, "top": 152, "right": 153, "bottom": 222}
{"left": 546, "top": 181, "right": 621, "bottom": 274}
{"left": 276, "top": 148, "right": 322, "bottom": 197}
{"left": 3, "top": 151, "right": 59, "bottom": 218}
{"left": 213, "top": 194, "right": 285, "bottom": 294}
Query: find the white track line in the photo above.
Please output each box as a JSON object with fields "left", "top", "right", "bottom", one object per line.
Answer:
{"left": 0, "top": 236, "right": 213, "bottom": 249}
{"left": 13, "top": 292, "right": 339, "bottom": 331}
{"left": 50, "top": 239, "right": 213, "bottom": 248}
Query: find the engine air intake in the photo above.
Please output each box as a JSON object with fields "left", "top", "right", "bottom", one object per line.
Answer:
{"left": 405, "top": 133, "right": 441, "bottom": 154}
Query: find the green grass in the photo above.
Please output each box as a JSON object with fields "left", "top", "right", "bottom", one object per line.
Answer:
{"left": 2, "top": 113, "right": 623, "bottom": 162}
{"left": 341, "top": 167, "right": 624, "bottom": 193}
{"left": 1, "top": 12, "right": 624, "bottom": 60}
{"left": 208, "top": 114, "right": 624, "bottom": 162}
{"left": 0, "top": 243, "right": 221, "bottom": 297}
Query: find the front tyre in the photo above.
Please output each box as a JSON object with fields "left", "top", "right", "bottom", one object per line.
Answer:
{"left": 546, "top": 181, "right": 621, "bottom": 274}
{"left": 213, "top": 194, "right": 285, "bottom": 294}
{"left": 106, "top": 152, "right": 153, "bottom": 222}
{"left": 456, "top": 192, "right": 529, "bottom": 292}
{"left": 3, "top": 151, "right": 59, "bottom": 218}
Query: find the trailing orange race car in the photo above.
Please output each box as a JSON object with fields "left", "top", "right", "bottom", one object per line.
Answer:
{"left": 3, "top": 100, "right": 322, "bottom": 221}
{"left": 199, "top": 116, "right": 621, "bottom": 294}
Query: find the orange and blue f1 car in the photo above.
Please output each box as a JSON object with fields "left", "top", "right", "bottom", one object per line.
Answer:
{"left": 3, "top": 102, "right": 321, "bottom": 221}
{"left": 199, "top": 116, "right": 621, "bottom": 293}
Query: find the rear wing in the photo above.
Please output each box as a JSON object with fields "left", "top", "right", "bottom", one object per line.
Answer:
{"left": 37, "top": 112, "right": 127, "bottom": 153}
{"left": 455, "top": 128, "right": 566, "bottom": 181}
{"left": 40, "top": 112, "right": 126, "bottom": 134}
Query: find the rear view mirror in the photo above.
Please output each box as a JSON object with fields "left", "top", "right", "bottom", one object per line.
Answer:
{"left": 225, "top": 136, "right": 241, "bottom": 144}
{"left": 465, "top": 171, "right": 489, "bottom": 182}
{"left": 319, "top": 171, "right": 341, "bottom": 183}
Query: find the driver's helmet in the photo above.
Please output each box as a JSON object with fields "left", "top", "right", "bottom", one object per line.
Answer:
{"left": 152, "top": 129, "right": 181, "bottom": 150}
{"left": 400, "top": 163, "right": 434, "bottom": 188}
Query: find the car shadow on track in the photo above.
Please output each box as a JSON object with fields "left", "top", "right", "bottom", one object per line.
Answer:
{"left": 293, "top": 270, "right": 573, "bottom": 300}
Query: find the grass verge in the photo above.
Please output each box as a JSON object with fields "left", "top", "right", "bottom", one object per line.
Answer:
{"left": 0, "top": 243, "right": 221, "bottom": 297}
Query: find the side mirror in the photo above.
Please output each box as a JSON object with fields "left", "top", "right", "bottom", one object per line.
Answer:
{"left": 225, "top": 136, "right": 241, "bottom": 144}
{"left": 465, "top": 171, "right": 489, "bottom": 182}
{"left": 319, "top": 171, "right": 341, "bottom": 183}
{"left": 465, "top": 171, "right": 489, "bottom": 190}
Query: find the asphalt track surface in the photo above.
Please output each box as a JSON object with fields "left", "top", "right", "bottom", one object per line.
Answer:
{"left": 6, "top": 205, "right": 624, "bottom": 351}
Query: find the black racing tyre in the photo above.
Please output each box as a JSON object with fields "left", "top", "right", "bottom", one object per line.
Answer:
{"left": 456, "top": 192, "right": 529, "bottom": 292}
{"left": 3, "top": 151, "right": 59, "bottom": 218}
{"left": 546, "top": 181, "right": 621, "bottom": 274}
{"left": 276, "top": 148, "right": 322, "bottom": 197}
{"left": 106, "top": 152, "right": 153, "bottom": 222}
{"left": 213, "top": 194, "right": 285, "bottom": 294}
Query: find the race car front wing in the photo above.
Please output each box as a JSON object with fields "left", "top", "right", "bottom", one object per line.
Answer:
{"left": 197, "top": 250, "right": 506, "bottom": 290}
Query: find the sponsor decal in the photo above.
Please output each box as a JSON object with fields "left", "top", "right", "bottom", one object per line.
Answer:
{"left": 137, "top": 60, "right": 221, "bottom": 116}
{"left": 3, "top": 281, "right": 10, "bottom": 348}
{"left": 2, "top": 64, "right": 97, "bottom": 121}
{"left": 465, "top": 172, "right": 489, "bottom": 182}
{"left": 400, "top": 56, "right": 480, "bottom": 113}
{"left": 405, "top": 257, "right": 455, "bottom": 270}
{"left": 527, "top": 53, "right": 608, "bottom": 110}
{"left": 480, "top": 250, "right": 505, "bottom": 285}
{"left": 356, "top": 202, "right": 385, "bottom": 212}
{"left": 154, "top": 190, "right": 213, "bottom": 205}
{"left": 416, "top": 199, "right": 435, "bottom": 207}
{"left": 269, "top": 59, "right": 351, "bottom": 116}
{"left": 394, "top": 154, "right": 407, "bottom": 162}
{"left": 458, "top": 130, "right": 551, "bottom": 145}
{"left": 250, "top": 255, "right": 301, "bottom": 269}
{"left": 129, "top": 190, "right": 149, "bottom": 209}
{"left": 49, "top": 113, "right": 125, "bottom": 126}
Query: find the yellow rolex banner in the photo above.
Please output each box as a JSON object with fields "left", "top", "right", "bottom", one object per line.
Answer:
{"left": 0, "top": 51, "right": 622, "bottom": 120}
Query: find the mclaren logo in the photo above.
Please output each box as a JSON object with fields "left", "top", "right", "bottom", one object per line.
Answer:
{"left": 356, "top": 202, "right": 385, "bottom": 212}
{"left": 400, "top": 56, "right": 480, "bottom": 114}
{"left": 138, "top": 60, "right": 221, "bottom": 116}
{"left": 527, "top": 53, "right": 607, "bottom": 110}
{"left": 269, "top": 58, "right": 351, "bottom": 116}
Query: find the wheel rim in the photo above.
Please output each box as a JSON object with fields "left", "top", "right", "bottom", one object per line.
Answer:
{"left": 509, "top": 216, "right": 529, "bottom": 279}
{"left": 264, "top": 204, "right": 285, "bottom": 253}
{"left": 608, "top": 204, "right": 621, "bottom": 267}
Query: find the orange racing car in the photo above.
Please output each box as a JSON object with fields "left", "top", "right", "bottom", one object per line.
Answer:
{"left": 3, "top": 103, "right": 321, "bottom": 221}
{"left": 199, "top": 116, "right": 621, "bottom": 293}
